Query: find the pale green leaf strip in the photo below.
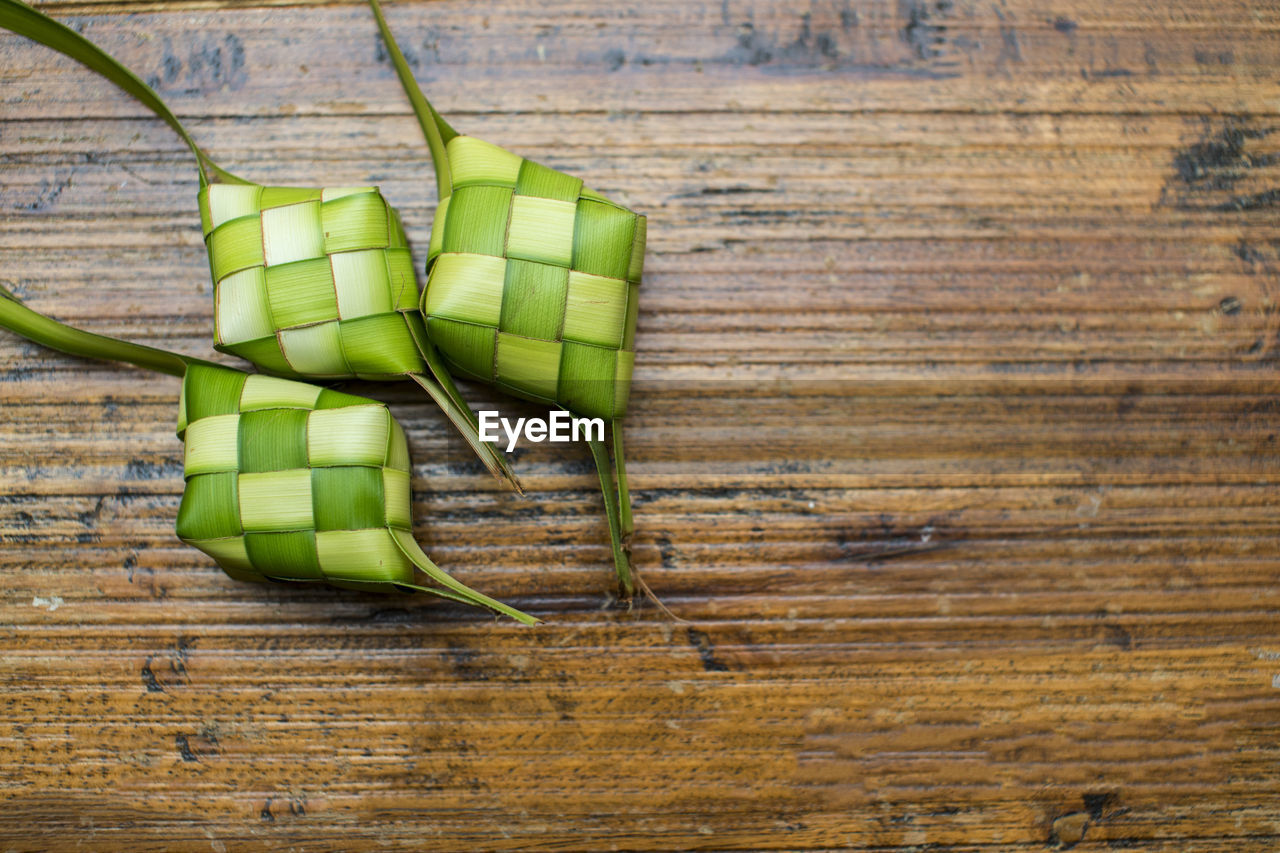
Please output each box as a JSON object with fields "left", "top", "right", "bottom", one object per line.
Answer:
{"left": 390, "top": 528, "right": 539, "bottom": 625}
{"left": 612, "top": 422, "right": 633, "bottom": 539}
{"left": 495, "top": 334, "right": 561, "bottom": 400}
{"left": 409, "top": 373, "right": 524, "bottom": 493}
{"left": 449, "top": 136, "right": 522, "bottom": 188}
{"left": 588, "top": 436, "right": 634, "bottom": 596}
{"left": 184, "top": 414, "right": 240, "bottom": 476}
{"left": 307, "top": 405, "right": 390, "bottom": 468}
{"left": 315, "top": 529, "right": 413, "bottom": 584}
{"left": 563, "top": 271, "right": 628, "bottom": 349}
{"left": 239, "top": 470, "right": 314, "bottom": 532}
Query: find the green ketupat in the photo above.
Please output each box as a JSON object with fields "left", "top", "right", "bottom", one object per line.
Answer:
{"left": 370, "top": 0, "right": 647, "bottom": 598}
{"left": 0, "top": 0, "right": 521, "bottom": 491}
{"left": 0, "top": 285, "right": 537, "bottom": 624}
{"left": 418, "top": 138, "right": 644, "bottom": 423}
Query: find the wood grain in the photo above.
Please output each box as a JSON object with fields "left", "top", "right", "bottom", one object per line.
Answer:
{"left": 1, "top": 0, "right": 1279, "bottom": 849}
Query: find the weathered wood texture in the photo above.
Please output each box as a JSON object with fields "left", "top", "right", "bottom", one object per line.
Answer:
{"left": 1, "top": 0, "right": 1279, "bottom": 849}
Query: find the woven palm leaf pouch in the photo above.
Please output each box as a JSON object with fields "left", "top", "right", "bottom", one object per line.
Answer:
{"left": 371, "top": 0, "right": 647, "bottom": 598}
{"left": 0, "top": 286, "right": 537, "bottom": 624}
{"left": 0, "top": 0, "right": 520, "bottom": 491}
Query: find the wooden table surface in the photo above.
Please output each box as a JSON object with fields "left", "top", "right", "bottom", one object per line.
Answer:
{"left": 2, "top": 0, "right": 1279, "bottom": 849}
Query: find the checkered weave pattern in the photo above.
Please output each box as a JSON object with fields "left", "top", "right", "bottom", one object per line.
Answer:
{"left": 174, "top": 363, "right": 425, "bottom": 593}
{"left": 172, "top": 363, "right": 535, "bottom": 621}
{"left": 422, "top": 136, "right": 645, "bottom": 421}
{"left": 199, "top": 185, "right": 429, "bottom": 382}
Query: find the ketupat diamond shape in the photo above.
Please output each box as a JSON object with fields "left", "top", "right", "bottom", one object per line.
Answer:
{"left": 174, "top": 364, "right": 416, "bottom": 592}
{"left": 172, "top": 363, "right": 535, "bottom": 623}
{"left": 422, "top": 136, "right": 645, "bottom": 421}
{"left": 366, "top": 0, "right": 650, "bottom": 595}
{"left": 199, "top": 185, "right": 429, "bottom": 382}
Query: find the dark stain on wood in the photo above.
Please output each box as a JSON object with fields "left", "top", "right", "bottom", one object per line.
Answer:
{"left": 1082, "top": 791, "right": 1120, "bottom": 821}
{"left": 123, "top": 458, "right": 180, "bottom": 480}
{"left": 139, "top": 658, "right": 164, "bottom": 694}
{"left": 686, "top": 627, "right": 730, "bottom": 672}
{"left": 1213, "top": 187, "right": 1280, "bottom": 212}
{"left": 174, "top": 734, "right": 198, "bottom": 762}
{"left": 901, "top": 0, "right": 952, "bottom": 60}
{"left": 1163, "top": 117, "right": 1278, "bottom": 210}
